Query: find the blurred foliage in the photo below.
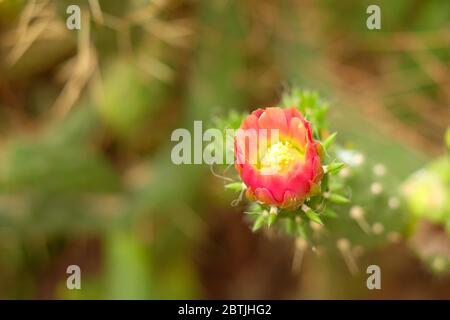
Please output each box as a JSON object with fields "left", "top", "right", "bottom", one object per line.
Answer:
{"left": 96, "top": 59, "right": 167, "bottom": 136}
{"left": 404, "top": 156, "right": 450, "bottom": 226}
{"left": 403, "top": 130, "right": 450, "bottom": 275}
{"left": 0, "top": 0, "right": 448, "bottom": 299}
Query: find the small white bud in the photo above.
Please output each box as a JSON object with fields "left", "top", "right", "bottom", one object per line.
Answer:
{"left": 353, "top": 153, "right": 365, "bottom": 166}
{"left": 370, "top": 182, "right": 383, "bottom": 195}
{"left": 387, "top": 232, "right": 401, "bottom": 243}
{"left": 432, "top": 257, "right": 445, "bottom": 272}
{"left": 350, "top": 206, "right": 364, "bottom": 219}
{"left": 373, "top": 164, "right": 386, "bottom": 176}
{"left": 339, "top": 167, "right": 351, "bottom": 178}
{"left": 269, "top": 206, "right": 278, "bottom": 215}
{"left": 372, "top": 222, "right": 384, "bottom": 235}
{"left": 388, "top": 197, "right": 400, "bottom": 209}
{"left": 337, "top": 238, "right": 351, "bottom": 251}
{"left": 301, "top": 204, "right": 310, "bottom": 213}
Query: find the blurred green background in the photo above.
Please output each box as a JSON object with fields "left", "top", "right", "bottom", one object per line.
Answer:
{"left": 0, "top": 0, "right": 449, "bottom": 299}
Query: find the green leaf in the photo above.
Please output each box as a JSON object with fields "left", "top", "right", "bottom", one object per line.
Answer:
{"left": 323, "top": 162, "right": 345, "bottom": 175}
{"left": 248, "top": 202, "right": 263, "bottom": 212}
{"left": 297, "top": 219, "right": 309, "bottom": 239}
{"left": 268, "top": 213, "right": 278, "bottom": 227}
{"left": 305, "top": 209, "right": 323, "bottom": 225}
{"left": 224, "top": 182, "right": 245, "bottom": 192}
{"left": 286, "top": 218, "right": 297, "bottom": 235}
{"left": 252, "top": 215, "right": 266, "bottom": 232}
{"left": 322, "top": 208, "right": 338, "bottom": 218}
{"left": 322, "top": 132, "right": 337, "bottom": 150}
{"left": 327, "top": 193, "right": 350, "bottom": 204}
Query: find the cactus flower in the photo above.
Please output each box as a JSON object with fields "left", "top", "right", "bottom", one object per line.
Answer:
{"left": 234, "top": 107, "right": 323, "bottom": 210}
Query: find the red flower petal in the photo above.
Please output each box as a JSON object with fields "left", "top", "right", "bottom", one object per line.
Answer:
{"left": 235, "top": 106, "right": 323, "bottom": 209}
{"left": 258, "top": 107, "right": 289, "bottom": 135}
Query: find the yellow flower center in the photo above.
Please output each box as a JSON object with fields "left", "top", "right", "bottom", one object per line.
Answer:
{"left": 260, "top": 141, "right": 303, "bottom": 174}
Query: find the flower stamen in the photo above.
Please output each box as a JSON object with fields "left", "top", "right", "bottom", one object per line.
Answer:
{"left": 260, "top": 141, "right": 302, "bottom": 174}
